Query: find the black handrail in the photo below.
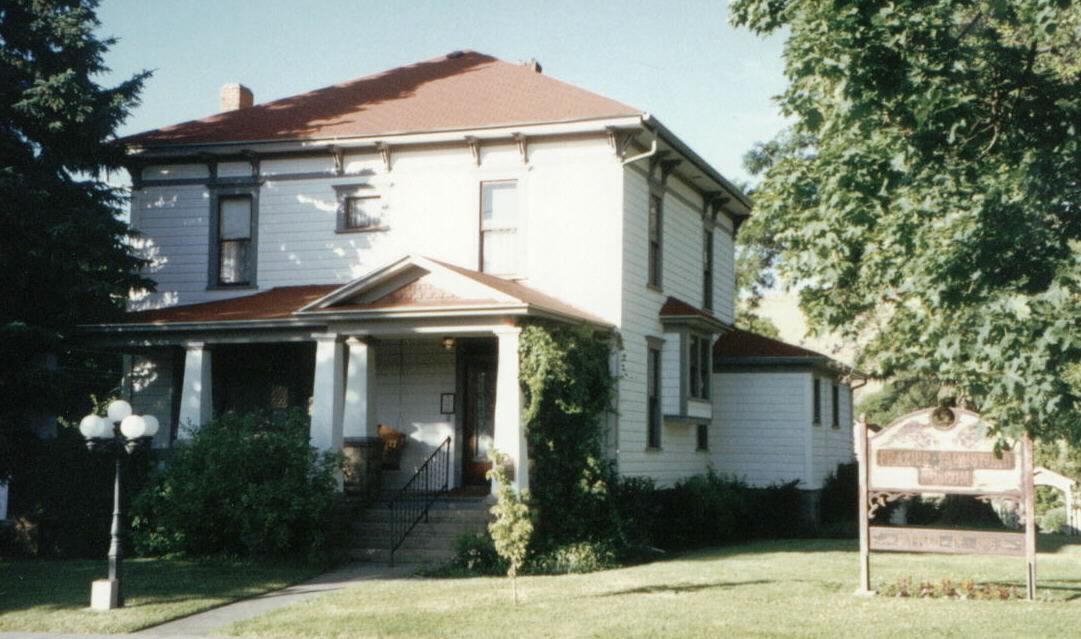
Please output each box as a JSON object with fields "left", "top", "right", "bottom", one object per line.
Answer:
{"left": 388, "top": 436, "right": 451, "bottom": 564}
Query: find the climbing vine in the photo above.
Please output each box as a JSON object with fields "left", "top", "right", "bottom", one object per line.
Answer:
{"left": 518, "top": 322, "right": 617, "bottom": 547}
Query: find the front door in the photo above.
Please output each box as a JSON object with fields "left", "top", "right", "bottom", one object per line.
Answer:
{"left": 462, "top": 342, "right": 496, "bottom": 487}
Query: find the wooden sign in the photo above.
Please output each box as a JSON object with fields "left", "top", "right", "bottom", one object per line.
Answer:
{"left": 856, "top": 407, "right": 1036, "bottom": 599}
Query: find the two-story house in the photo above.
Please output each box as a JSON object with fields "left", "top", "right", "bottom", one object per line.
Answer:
{"left": 85, "top": 51, "right": 855, "bottom": 499}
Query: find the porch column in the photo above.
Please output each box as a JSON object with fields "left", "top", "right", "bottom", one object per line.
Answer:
{"left": 310, "top": 333, "right": 345, "bottom": 453}
{"left": 342, "top": 337, "right": 376, "bottom": 439}
{"left": 493, "top": 326, "right": 528, "bottom": 492}
{"left": 178, "top": 342, "right": 213, "bottom": 437}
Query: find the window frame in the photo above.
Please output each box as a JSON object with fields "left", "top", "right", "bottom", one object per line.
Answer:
{"left": 647, "top": 344, "right": 662, "bottom": 450}
{"left": 647, "top": 192, "right": 663, "bottom": 288}
{"left": 688, "top": 333, "right": 711, "bottom": 401}
{"left": 831, "top": 383, "right": 840, "bottom": 429}
{"left": 478, "top": 179, "right": 521, "bottom": 277}
{"left": 696, "top": 422, "right": 709, "bottom": 451}
{"left": 334, "top": 183, "right": 386, "bottom": 234}
{"left": 813, "top": 377, "right": 822, "bottom": 426}
{"left": 208, "top": 186, "right": 258, "bottom": 289}
{"left": 702, "top": 227, "right": 714, "bottom": 310}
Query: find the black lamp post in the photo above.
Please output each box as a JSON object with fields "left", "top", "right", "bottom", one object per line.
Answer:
{"left": 79, "top": 399, "right": 159, "bottom": 611}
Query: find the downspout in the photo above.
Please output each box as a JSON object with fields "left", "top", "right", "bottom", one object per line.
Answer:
{"left": 621, "top": 115, "right": 658, "bottom": 165}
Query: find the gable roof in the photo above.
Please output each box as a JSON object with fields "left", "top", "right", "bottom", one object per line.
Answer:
{"left": 658, "top": 296, "right": 728, "bottom": 332}
{"left": 712, "top": 327, "right": 864, "bottom": 380}
{"left": 123, "top": 51, "right": 641, "bottom": 147}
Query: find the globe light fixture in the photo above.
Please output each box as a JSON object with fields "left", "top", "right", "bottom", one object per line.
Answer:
{"left": 78, "top": 400, "right": 159, "bottom": 611}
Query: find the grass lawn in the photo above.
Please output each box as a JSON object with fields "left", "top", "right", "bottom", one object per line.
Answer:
{"left": 0, "top": 557, "right": 323, "bottom": 634}
{"left": 228, "top": 537, "right": 1081, "bottom": 639}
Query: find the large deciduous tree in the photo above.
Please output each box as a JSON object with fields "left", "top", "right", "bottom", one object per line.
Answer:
{"left": 0, "top": 0, "right": 151, "bottom": 477}
{"left": 730, "top": 0, "right": 1080, "bottom": 441}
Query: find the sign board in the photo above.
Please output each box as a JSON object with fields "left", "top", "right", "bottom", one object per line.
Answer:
{"left": 856, "top": 407, "right": 1036, "bottom": 599}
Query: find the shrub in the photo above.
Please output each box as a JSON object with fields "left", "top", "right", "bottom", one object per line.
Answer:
{"left": 818, "top": 462, "right": 857, "bottom": 529}
{"left": 880, "top": 577, "right": 1022, "bottom": 600}
{"left": 131, "top": 410, "right": 341, "bottom": 559}
{"left": 444, "top": 532, "right": 507, "bottom": 576}
{"left": 1040, "top": 507, "right": 1068, "bottom": 534}
{"left": 528, "top": 541, "right": 617, "bottom": 574}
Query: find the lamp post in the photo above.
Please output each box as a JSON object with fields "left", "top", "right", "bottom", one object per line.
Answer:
{"left": 78, "top": 399, "right": 159, "bottom": 611}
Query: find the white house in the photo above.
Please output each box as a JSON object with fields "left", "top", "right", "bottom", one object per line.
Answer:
{"left": 84, "top": 51, "right": 856, "bottom": 500}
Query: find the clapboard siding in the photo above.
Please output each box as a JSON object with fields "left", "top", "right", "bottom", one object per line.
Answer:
{"left": 810, "top": 381, "right": 854, "bottom": 490}
{"left": 711, "top": 372, "right": 809, "bottom": 487}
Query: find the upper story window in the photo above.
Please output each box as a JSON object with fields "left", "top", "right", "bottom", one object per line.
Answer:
{"left": 813, "top": 378, "right": 822, "bottom": 425}
{"left": 344, "top": 195, "right": 381, "bottom": 231}
{"left": 647, "top": 345, "right": 662, "bottom": 449}
{"left": 703, "top": 228, "right": 714, "bottom": 310}
{"left": 832, "top": 383, "right": 840, "bottom": 428}
{"left": 688, "top": 334, "right": 711, "bottom": 400}
{"left": 648, "top": 193, "right": 663, "bottom": 287}
{"left": 215, "top": 195, "right": 253, "bottom": 286}
{"left": 480, "top": 180, "right": 519, "bottom": 276}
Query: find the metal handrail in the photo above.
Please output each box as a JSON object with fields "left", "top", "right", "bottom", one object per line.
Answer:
{"left": 388, "top": 436, "right": 451, "bottom": 564}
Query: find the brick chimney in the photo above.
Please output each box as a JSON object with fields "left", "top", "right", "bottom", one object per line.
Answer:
{"left": 220, "top": 83, "right": 253, "bottom": 112}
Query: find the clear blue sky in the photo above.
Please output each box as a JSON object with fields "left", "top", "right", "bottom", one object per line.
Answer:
{"left": 97, "top": 0, "right": 787, "bottom": 185}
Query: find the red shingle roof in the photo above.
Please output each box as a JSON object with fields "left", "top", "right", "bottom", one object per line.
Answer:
{"left": 123, "top": 51, "right": 641, "bottom": 147}
{"left": 713, "top": 327, "right": 830, "bottom": 361}
{"left": 658, "top": 296, "right": 716, "bottom": 322}
{"left": 124, "top": 286, "right": 339, "bottom": 324}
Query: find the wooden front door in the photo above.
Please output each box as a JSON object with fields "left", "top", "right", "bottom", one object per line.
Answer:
{"left": 462, "top": 343, "right": 497, "bottom": 487}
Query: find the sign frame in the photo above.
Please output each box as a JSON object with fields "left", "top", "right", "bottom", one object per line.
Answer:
{"left": 856, "top": 407, "right": 1036, "bottom": 599}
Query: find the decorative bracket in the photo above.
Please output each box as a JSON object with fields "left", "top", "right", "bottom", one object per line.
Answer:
{"left": 329, "top": 146, "right": 344, "bottom": 176}
{"left": 197, "top": 153, "right": 218, "bottom": 184}
{"left": 606, "top": 127, "right": 634, "bottom": 159}
{"left": 647, "top": 150, "right": 670, "bottom": 182}
{"left": 512, "top": 132, "right": 529, "bottom": 164}
{"left": 465, "top": 136, "right": 481, "bottom": 166}
{"left": 375, "top": 142, "right": 392, "bottom": 172}
{"left": 867, "top": 491, "right": 917, "bottom": 519}
{"left": 241, "top": 150, "right": 261, "bottom": 178}
{"left": 659, "top": 159, "right": 682, "bottom": 185}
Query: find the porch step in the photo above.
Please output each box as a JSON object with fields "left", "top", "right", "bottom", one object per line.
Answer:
{"left": 350, "top": 496, "right": 491, "bottom": 565}
{"left": 349, "top": 546, "right": 458, "bottom": 564}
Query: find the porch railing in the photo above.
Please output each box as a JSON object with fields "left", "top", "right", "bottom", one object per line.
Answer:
{"left": 388, "top": 436, "right": 451, "bottom": 565}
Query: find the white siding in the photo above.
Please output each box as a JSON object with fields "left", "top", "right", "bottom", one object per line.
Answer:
{"left": 810, "top": 381, "right": 855, "bottom": 490}
{"left": 711, "top": 371, "right": 810, "bottom": 487}
{"left": 373, "top": 339, "right": 457, "bottom": 491}
{"left": 714, "top": 221, "right": 735, "bottom": 324}
{"left": 126, "top": 349, "right": 177, "bottom": 448}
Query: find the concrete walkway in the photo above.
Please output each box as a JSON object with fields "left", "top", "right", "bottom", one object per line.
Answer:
{"left": 137, "top": 561, "right": 416, "bottom": 637}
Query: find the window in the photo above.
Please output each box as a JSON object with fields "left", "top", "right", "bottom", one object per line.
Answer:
{"left": 480, "top": 181, "right": 519, "bottom": 276}
{"left": 647, "top": 347, "right": 662, "bottom": 449}
{"left": 688, "top": 334, "right": 711, "bottom": 400}
{"left": 343, "top": 196, "right": 381, "bottom": 231}
{"left": 696, "top": 422, "right": 709, "bottom": 451}
{"left": 648, "top": 193, "right": 662, "bottom": 287}
{"left": 813, "top": 378, "right": 822, "bottom": 425}
{"left": 703, "top": 229, "right": 714, "bottom": 310}
{"left": 216, "top": 195, "right": 253, "bottom": 286}
{"left": 831, "top": 383, "right": 840, "bottom": 428}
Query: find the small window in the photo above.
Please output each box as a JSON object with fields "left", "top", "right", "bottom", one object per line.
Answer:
{"left": 217, "top": 195, "right": 252, "bottom": 285}
{"left": 832, "top": 383, "right": 840, "bottom": 429}
{"left": 689, "top": 334, "right": 711, "bottom": 401}
{"left": 480, "top": 181, "right": 519, "bottom": 276}
{"left": 696, "top": 422, "right": 709, "bottom": 451}
{"left": 703, "top": 229, "right": 714, "bottom": 310}
{"left": 647, "top": 347, "right": 662, "bottom": 449}
{"left": 344, "top": 196, "right": 381, "bottom": 231}
{"left": 813, "top": 378, "right": 822, "bottom": 425}
{"left": 648, "top": 194, "right": 662, "bottom": 287}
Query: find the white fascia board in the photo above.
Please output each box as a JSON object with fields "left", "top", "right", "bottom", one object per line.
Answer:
{"left": 126, "top": 115, "right": 646, "bottom": 159}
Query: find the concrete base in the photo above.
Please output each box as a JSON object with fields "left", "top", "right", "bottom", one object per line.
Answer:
{"left": 90, "top": 579, "right": 120, "bottom": 610}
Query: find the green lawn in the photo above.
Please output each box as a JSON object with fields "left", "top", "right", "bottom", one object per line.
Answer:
{"left": 0, "top": 557, "right": 322, "bottom": 634}
{"left": 228, "top": 538, "right": 1081, "bottom": 639}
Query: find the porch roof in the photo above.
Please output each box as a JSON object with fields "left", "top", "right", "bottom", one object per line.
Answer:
{"left": 106, "top": 256, "right": 610, "bottom": 331}
{"left": 713, "top": 327, "right": 865, "bottom": 378}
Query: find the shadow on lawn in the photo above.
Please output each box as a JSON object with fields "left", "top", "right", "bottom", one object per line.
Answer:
{"left": 597, "top": 580, "right": 773, "bottom": 597}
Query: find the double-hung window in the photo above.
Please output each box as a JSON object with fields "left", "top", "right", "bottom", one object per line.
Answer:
{"left": 703, "top": 229, "right": 714, "bottom": 310}
{"left": 480, "top": 180, "right": 519, "bottom": 276}
{"left": 647, "top": 346, "right": 662, "bottom": 449}
{"left": 648, "top": 194, "right": 663, "bottom": 287}
{"left": 831, "top": 383, "right": 840, "bottom": 428}
{"left": 813, "top": 378, "right": 822, "bottom": 425}
{"left": 688, "top": 334, "right": 711, "bottom": 400}
{"left": 343, "top": 195, "right": 381, "bottom": 231}
{"left": 216, "top": 195, "right": 253, "bottom": 286}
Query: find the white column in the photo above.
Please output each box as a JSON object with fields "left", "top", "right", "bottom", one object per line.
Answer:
{"left": 342, "top": 337, "right": 376, "bottom": 439}
{"left": 310, "top": 333, "right": 346, "bottom": 453}
{"left": 0, "top": 481, "right": 8, "bottom": 521}
{"left": 178, "top": 342, "right": 213, "bottom": 437}
{"left": 493, "top": 326, "right": 528, "bottom": 492}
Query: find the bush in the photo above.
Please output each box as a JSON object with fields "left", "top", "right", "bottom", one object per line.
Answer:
{"left": 528, "top": 541, "right": 617, "bottom": 574}
{"left": 131, "top": 410, "right": 341, "bottom": 559}
{"left": 2, "top": 425, "right": 151, "bottom": 558}
{"left": 819, "top": 462, "right": 857, "bottom": 529}
{"left": 1040, "top": 507, "right": 1068, "bottom": 534}
{"left": 445, "top": 533, "right": 507, "bottom": 576}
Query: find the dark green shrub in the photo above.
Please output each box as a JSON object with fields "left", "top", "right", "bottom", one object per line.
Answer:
{"left": 2, "top": 425, "right": 151, "bottom": 558}
{"left": 747, "top": 480, "right": 807, "bottom": 538}
{"left": 445, "top": 532, "right": 507, "bottom": 576}
{"left": 131, "top": 410, "right": 341, "bottom": 559}
{"left": 819, "top": 462, "right": 858, "bottom": 528}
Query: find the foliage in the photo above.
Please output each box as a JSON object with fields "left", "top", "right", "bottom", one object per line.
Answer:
{"left": 486, "top": 450, "right": 534, "bottom": 604}
{"left": 445, "top": 532, "right": 507, "bottom": 576}
{"left": 818, "top": 462, "right": 858, "bottom": 534}
{"left": 880, "top": 577, "right": 1023, "bottom": 600}
{"left": 855, "top": 378, "right": 945, "bottom": 426}
{"left": 734, "top": 307, "right": 782, "bottom": 339}
{"left": 527, "top": 541, "right": 617, "bottom": 575}
{"left": 0, "top": 0, "right": 153, "bottom": 480}
{"left": 131, "top": 410, "right": 341, "bottom": 559}
{"left": 1, "top": 422, "right": 152, "bottom": 558}
{"left": 518, "top": 322, "right": 617, "bottom": 548}
{"left": 1039, "top": 506, "right": 1069, "bottom": 533}
{"left": 730, "top": 0, "right": 1081, "bottom": 443}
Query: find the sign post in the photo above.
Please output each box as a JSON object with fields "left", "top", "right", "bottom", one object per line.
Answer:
{"left": 856, "top": 407, "right": 1036, "bottom": 599}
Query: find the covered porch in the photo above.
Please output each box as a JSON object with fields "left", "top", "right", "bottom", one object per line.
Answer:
{"left": 87, "top": 256, "right": 610, "bottom": 495}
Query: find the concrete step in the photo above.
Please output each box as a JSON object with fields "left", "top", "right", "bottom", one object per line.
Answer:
{"left": 354, "top": 533, "right": 471, "bottom": 551}
{"left": 350, "top": 546, "right": 455, "bottom": 564}
{"left": 358, "top": 508, "right": 491, "bottom": 524}
{"left": 353, "top": 519, "right": 488, "bottom": 537}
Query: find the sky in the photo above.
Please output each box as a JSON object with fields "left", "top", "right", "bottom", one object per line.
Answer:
{"left": 96, "top": 0, "right": 789, "bottom": 186}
